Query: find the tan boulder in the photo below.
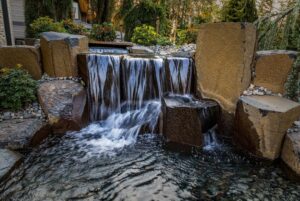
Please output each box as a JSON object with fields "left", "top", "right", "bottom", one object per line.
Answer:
{"left": 195, "top": 22, "right": 257, "bottom": 114}
{"left": 234, "top": 95, "right": 300, "bottom": 160}
{"left": 38, "top": 80, "right": 88, "bottom": 134}
{"left": 254, "top": 50, "right": 298, "bottom": 94}
{"left": 281, "top": 131, "right": 300, "bottom": 178}
{"left": 40, "top": 32, "right": 88, "bottom": 77}
{"left": 0, "top": 46, "right": 42, "bottom": 79}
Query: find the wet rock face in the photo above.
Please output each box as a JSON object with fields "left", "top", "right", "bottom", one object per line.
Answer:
{"left": 234, "top": 95, "right": 300, "bottom": 160}
{"left": 0, "top": 118, "right": 50, "bottom": 150}
{"left": 281, "top": 131, "right": 300, "bottom": 179}
{"left": 38, "top": 80, "right": 88, "bottom": 134}
{"left": 161, "top": 95, "right": 220, "bottom": 148}
{"left": 0, "top": 46, "right": 42, "bottom": 80}
{"left": 0, "top": 149, "right": 21, "bottom": 181}
{"left": 254, "top": 50, "right": 298, "bottom": 94}
{"left": 40, "top": 32, "right": 88, "bottom": 77}
{"left": 195, "top": 22, "right": 256, "bottom": 114}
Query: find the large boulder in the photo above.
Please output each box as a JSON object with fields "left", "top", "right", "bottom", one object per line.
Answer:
{"left": 281, "top": 130, "right": 300, "bottom": 180}
{"left": 0, "top": 149, "right": 21, "bottom": 181}
{"left": 0, "top": 118, "right": 50, "bottom": 150}
{"left": 38, "top": 80, "right": 88, "bottom": 134}
{"left": 195, "top": 23, "right": 257, "bottom": 114}
{"left": 0, "top": 46, "right": 42, "bottom": 79}
{"left": 234, "top": 95, "right": 300, "bottom": 160}
{"left": 162, "top": 95, "right": 220, "bottom": 148}
{"left": 254, "top": 50, "right": 298, "bottom": 94}
{"left": 40, "top": 32, "right": 88, "bottom": 77}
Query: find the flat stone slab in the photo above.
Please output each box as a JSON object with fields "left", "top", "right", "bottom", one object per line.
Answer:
{"left": 0, "top": 118, "right": 49, "bottom": 150}
{"left": 0, "top": 149, "right": 21, "bottom": 181}
{"left": 235, "top": 95, "right": 300, "bottom": 160}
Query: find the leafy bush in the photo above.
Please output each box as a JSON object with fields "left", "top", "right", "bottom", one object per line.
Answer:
{"left": 0, "top": 65, "right": 37, "bottom": 111}
{"left": 62, "top": 19, "right": 88, "bottom": 35}
{"left": 90, "top": 22, "right": 116, "bottom": 41}
{"left": 124, "top": 0, "right": 169, "bottom": 41}
{"left": 176, "top": 29, "right": 198, "bottom": 45}
{"left": 30, "top": 16, "right": 66, "bottom": 38}
{"left": 131, "top": 24, "right": 171, "bottom": 46}
{"left": 286, "top": 56, "right": 300, "bottom": 101}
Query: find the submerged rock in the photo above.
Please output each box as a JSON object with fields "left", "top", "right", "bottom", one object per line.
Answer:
{"left": 38, "top": 80, "right": 88, "bottom": 134}
{"left": 254, "top": 50, "right": 298, "bottom": 94}
{"left": 234, "top": 95, "right": 300, "bottom": 160}
{"left": 40, "top": 32, "right": 88, "bottom": 77}
{"left": 161, "top": 95, "right": 220, "bottom": 148}
{"left": 0, "top": 149, "right": 21, "bottom": 181}
{"left": 0, "top": 118, "right": 50, "bottom": 150}
{"left": 0, "top": 46, "right": 42, "bottom": 80}
{"left": 195, "top": 22, "right": 256, "bottom": 114}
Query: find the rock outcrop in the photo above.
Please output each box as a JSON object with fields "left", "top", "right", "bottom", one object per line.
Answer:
{"left": 0, "top": 46, "right": 42, "bottom": 79}
{"left": 0, "top": 149, "right": 21, "bottom": 181}
{"left": 0, "top": 118, "right": 50, "bottom": 150}
{"left": 40, "top": 32, "right": 88, "bottom": 77}
{"left": 281, "top": 130, "right": 300, "bottom": 179}
{"left": 234, "top": 95, "right": 300, "bottom": 160}
{"left": 195, "top": 23, "right": 257, "bottom": 113}
{"left": 38, "top": 80, "right": 88, "bottom": 134}
{"left": 254, "top": 50, "right": 298, "bottom": 94}
{"left": 162, "top": 95, "right": 220, "bottom": 148}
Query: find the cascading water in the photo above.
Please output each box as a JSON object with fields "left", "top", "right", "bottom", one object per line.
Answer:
{"left": 165, "top": 57, "right": 193, "bottom": 94}
{"left": 87, "top": 54, "right": 121, "bottom": 121}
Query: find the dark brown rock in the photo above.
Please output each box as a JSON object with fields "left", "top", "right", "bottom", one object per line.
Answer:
{"left": 38, "top": 80, "right": 88, "bottom": 134}
{"left": 281, "top": 131, "right": 300, "bottom": 179}
{"left": 0, "top": 46, "right": 42, "bottom": 79}
{"left": 0, "top": 118, "right": 50, "bottom": 150}
{"left": 40, "top": 32, "right": 88, "bottom": 77}
{"left": 234, "top": 95, "right": 300, "bottom": 160}
{"left": 162, "top": 95, "right": 220, "bottom": 148}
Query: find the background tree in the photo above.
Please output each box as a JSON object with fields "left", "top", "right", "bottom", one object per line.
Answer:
{"left": 221, "top": 0, "right": 258, "bottom": 22}
{"left": 91, "top": 0, "right": 116, "bottom": 23}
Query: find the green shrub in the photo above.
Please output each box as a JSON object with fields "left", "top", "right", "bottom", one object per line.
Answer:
{"left": 30, "top": 16, "right": 66, "bottom": 38}
{"left": 286, "top": 56, "right": 300, "bottom": 101}
{"left": 62, "top": 19, "right": 88, "bottom": 35}
{"left": 90, "top": 22, "right": 116, "bottom": 41}
{"left": 131, "top": 24, "right": 171, "bottom": 46}
{"left": 176, "top": 29, "right": 198, "bottom": 45}
{"left": 0, "top": 65, "right": 37, "bottom": 111}
{"left": 221, "top": 0, "right": 258, "bottom": 22}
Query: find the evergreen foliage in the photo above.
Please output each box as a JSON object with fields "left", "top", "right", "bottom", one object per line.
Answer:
{"left": 0, "top": 65, "right": 37, "bottom": 111}
{"left": 222, "top": 0, "right": 258, "bottom": 22}
{"left": 123, "top": 0, "right": 169, "bottom": 41}
{"left": 25, "top": 0, "right": 72, "bottom": 37}
{"left": 91, "top": 0, "right": 116, "bottom": 23}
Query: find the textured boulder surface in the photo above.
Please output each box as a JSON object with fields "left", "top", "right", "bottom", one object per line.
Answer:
{"left": 0, "top": 149, "right": 21, "bottom": 181}
{"left": 234, "top": 95, "right": 300, "bottom": 160}
{"left": 38, "top": 80, "right": 88, "bottom": 134}
{"left": 0, "top": 118, "right": 50, "bottom": 150}
{"left": 254, "top": 50, "right": 298, "bottom": 94}
{"left": 195, "top": 22, "right": 257, "bottom": 114}
{"left": 0, "top": 46, "right": 42, "bottom": 79}
{"left": 40, "top": 32, "right": 88, "bottom": 77}
{"left": 281, "top": 131, "right": 300, "bottom": 178}
{"left": 162, "top": 95, "right": 220, "bottom": 148}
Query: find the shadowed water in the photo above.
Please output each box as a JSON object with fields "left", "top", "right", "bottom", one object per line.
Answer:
{"left": 1, "top": 132, "right": 300, "bottom": 201}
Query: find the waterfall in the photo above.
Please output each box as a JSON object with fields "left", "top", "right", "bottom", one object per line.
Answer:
{"left": 121, "top": 56, "right": 164, "bottom": 109}
{"left": 165, "top": 57, "right": 193, "bottom": 94}
{"left": 87, "top": 54, "right": 121, "bottom": 121}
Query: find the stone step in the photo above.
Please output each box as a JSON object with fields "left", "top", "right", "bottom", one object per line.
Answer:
{"left": 161, "top": 94, "right": 220, "bottom": 148}
{"left": 234, "top": 95, "right": 300, "bottom": 160}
